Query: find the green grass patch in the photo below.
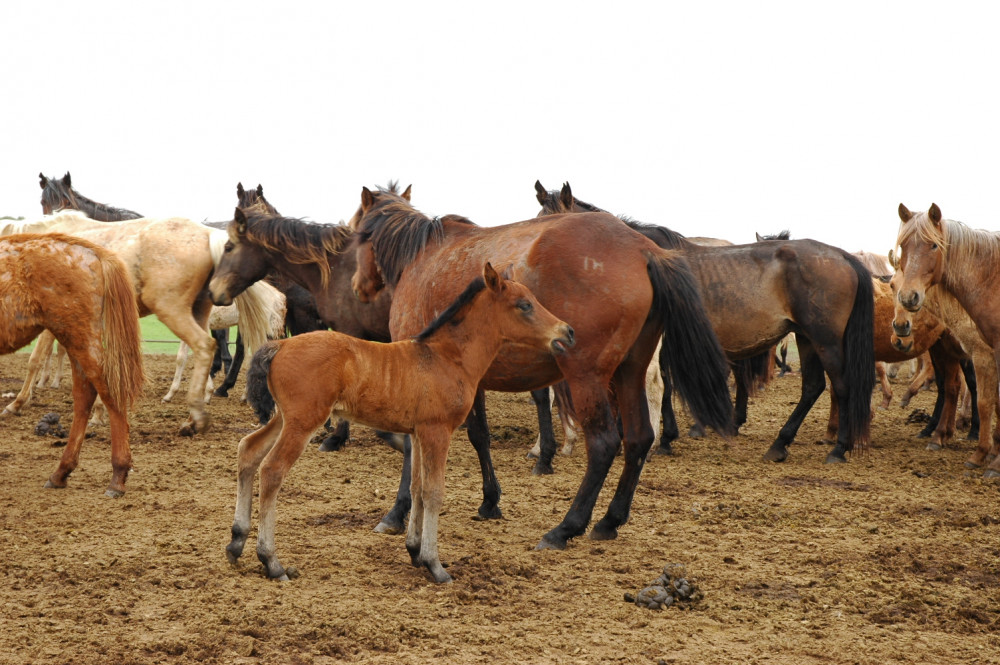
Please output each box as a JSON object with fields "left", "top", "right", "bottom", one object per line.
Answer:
{"left": 16, "top": 318, "right": 236, "bottom": 355}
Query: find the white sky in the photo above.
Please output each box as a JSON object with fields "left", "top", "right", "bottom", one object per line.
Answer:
{"left": 3, "top": 1, "right": 998, "bottom": 254}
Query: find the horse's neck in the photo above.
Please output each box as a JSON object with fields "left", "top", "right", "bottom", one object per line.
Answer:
{"left": 69, "top": 194, "right": 141, "bottom": 221}
{"left": 939, "top": 230, "right": 1000, "bottom": 343}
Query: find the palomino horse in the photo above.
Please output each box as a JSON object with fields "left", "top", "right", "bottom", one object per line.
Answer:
{"left": 893, "top": 202, "right": 1000, "bottom": 474}
{"left": 0, "top": 233, "right": 144, "bottom": 496}
{"left": 226, "top": 263, "right": 575, "bottom": 582}
{"left": 1, "top": 212, "right": 275, "bottom": 436}
{"left": 350, "top": 186, "right": 734, "bottom": 551}
{"left": 208, "top": 194, "right": 396, "bottom": 451}
{"left": 534, "top": 182, "right": 875, "bottom": 463}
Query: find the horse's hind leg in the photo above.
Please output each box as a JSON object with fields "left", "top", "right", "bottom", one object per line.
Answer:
{"left": 214, "top": 330, "right": 244, "bottom": 399}
{"left": 408, "top": 429, "right": 454, "bottom": 584}
{"left": 967, "top": 355, "right": 999, "bottom": 472}
{"left": 4, "top": 330, "right": 56, "bottom": 416}
{"left": 527, "top": 387, "right": 558, "bottom": 472}
{"left": 318, "top": 418, "right": 351, "bottom": 452}
{"left": 45, "top": 364, "right": 97, "bottom": 490}
{"left": 227, "top": 414, "right": 282, "bottom": 564}
{"left": 464, "top": 389, "right": 502, "bottom": 519}
{"left": 159, "top": 298, "right": 215, "bottom": 436}
{"left": 49, "top": 344, "right": 67, "bottom": 388}
{"left": 374, "top": 434, "right": 412, "bottom": 534}
{"left": 163, "top": 341, "right": 189, "bottom": 402}
{"left": 763, "top": 337, "right": 827, "bottom": 463}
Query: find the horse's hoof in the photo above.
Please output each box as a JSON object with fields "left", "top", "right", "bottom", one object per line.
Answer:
{"left": 2, "top": 406, "right": 20, "bottom": 417}
{"left": 427, "top": 566, "right": 453, "bottom": 584}
{"left": 213, "top": 388, "right": 230, "bottom": 398}
{"left": 925, "top": 442, "right": 943, "bottom": 451}
{"left": 652, "top": 443, "right": 674, "bottom": 457}
{"left": 531, "top": 461, "right": 554, "bottom": 476}
{"left": 178, "top": 424, "right": 196, "bottom": 437}
{"left": 43, "top": 479, "right": 65, "bottom": 489}
{"left": 104, "top": 488, "right": 125, "bottom": 499}
{"left": 815, "top": 438, "right": 835, "bottom": 446}
{"left": 964, "top": 461, "right": 982, "bottom": 470}
{"left": 762, "top": 447, "right": 788, "bottom": 463}
{"left": 525, "top": 449, "right": 539, "bottom": 459}
{"left": 589, "top": 526, "right": 619, "bottom": 541}
{"left": 317, "top": 436, "right": 345, "bottom": 452}
{"left": 824, "top": 453, "right": 848, "bottom": 464}
{"left": 983, "top": 469, "right": 1000, "bottom": 480}
{"left": 373, "top": 521, "right": 405, "bottom": 535}
{"left": 687, "top": 426, "right": 705, "bottom": 439}
{"left": 535, "top": 537, "right": 567, "bottom": 551}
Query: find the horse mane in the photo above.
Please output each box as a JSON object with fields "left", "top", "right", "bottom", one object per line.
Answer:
{"left": 620, "top": 217, "right": 689, "bottom": 250}
{"left": 758, "top": 230, "right": 791, "bottom": 241}
{"left": 852, "top": 250, "right": 893, "bottom": 278}
{"left": 896, "top": 211, "right": 1000, "bottom": 274}
{"left": 234, "top": 210, "right": 354, "bottom": 289}
{"left": 358, "top": 194, "right": 477, "bottom": 288}
{"left": 415, "top": 276, "right": 487, "bottom": 342}
{"left": 39, "top": 173, "right": 142, "bottom": 221}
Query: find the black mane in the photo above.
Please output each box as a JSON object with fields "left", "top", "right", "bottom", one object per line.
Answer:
{"left": 414, "top": 276, "right": 487, "bottom": 342}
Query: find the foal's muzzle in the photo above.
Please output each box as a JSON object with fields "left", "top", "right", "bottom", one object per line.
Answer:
{"left": 551, "top": 325, "right": 575, "bottom": 354}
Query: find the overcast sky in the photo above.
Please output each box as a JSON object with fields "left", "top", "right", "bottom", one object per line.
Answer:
{"left": 3, "top": 2, "right": 997, "bottom": 254}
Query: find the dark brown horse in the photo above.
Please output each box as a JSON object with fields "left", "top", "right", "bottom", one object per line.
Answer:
{"left": 207, "top": 194, "right": 395, "bottom": 452}
{"left": 227, "top": 263, "right": 575, "bottom": 582}
{"left": 0, "top": 233, "right": 144, "bottom": 496}
{"left": 533, "top": 181, "right": 875, "bottom": 464}
{"left": 39, "top": 172, "right": 142, "bottom": 220}
{"left": 349, "top": 186, "right": 734, "bottom": 550}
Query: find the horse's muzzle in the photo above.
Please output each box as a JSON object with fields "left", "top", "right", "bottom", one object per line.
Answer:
{"left": 897, "top": 290, "right": 923, "bottom": 312}
{"left": 892, "top": 319, "right": 912, "bottom": 338}
{"left": 891, "top": 335, "right": 913, "bottom": 354}
{"left": 551, "top": 325, "right": 575, "bottom": 355}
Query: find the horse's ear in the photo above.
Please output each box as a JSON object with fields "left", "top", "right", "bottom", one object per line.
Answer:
{"left": 928, "top": 203, "right": 942, "bottom": 225}
{"left": 401, "top": 184, "right": 412, "bottom": 201}
{"left": 61, "top": 172, "right": 71, "bottom": 187}
{"left": 361, "top": 186, "right": 375, "bottom": 210}
{"left": 483, "top": 262, "right": 503, "bottom": 293}
{"left": 559, "top": 182, "right": 573, "bottom": 211}
{"left": 236, "top": 182, "right": 245, "bottom": 197}
{"left": 499, "top": 263, "right": 515, "bottom": 280}
{"left": 898, "top": 203, "right": 913, "bottom": 222}
{"left": 256, "top": 184, "right": 264, "bottom": 197}
{"left": 39, "top": 173, "right": 47, "bottom": 188}
{"left": 755, "top": 232, "right": 764, "bottom": 242}
{"left": 534, "top": 180, "right": 547, "bottom": 205}
{"left": 234, "top": 207, "right": 248, "bottom": 235}
{"left": 888, "top": 248, "right": 899, "bottom": 269}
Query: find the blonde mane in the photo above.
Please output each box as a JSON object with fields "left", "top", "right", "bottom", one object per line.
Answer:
{"left": 897, "top": 210, "right": 1000, "bottom": 277}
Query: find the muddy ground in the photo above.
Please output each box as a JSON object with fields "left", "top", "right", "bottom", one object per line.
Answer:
{"left": 1, "top": 353, "right": 998, "bottom": 665}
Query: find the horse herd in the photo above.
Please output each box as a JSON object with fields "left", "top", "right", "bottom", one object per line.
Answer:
{"left": 1, "top": 171, "right": 997, "bottom": 584}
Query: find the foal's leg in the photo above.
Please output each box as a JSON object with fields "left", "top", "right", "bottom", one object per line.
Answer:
{"left": 4, "top": 330, "right": 56, "bottom": 416}
{"left": 762, "top": 336, "right": 828, "bottom": 463}
{"left": 162, "top": 341, "right": 190, "bottom": 402}
{"left": 45, "top": 363, "right": 97, "bottom": 490}
{"left": 407, "top": 428, "right": 453, "bottom": 583}
{"left": 226, "top": 414, "right": 282, "bottom": 564}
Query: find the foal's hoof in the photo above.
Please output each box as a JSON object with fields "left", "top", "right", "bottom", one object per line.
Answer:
{"left": 824, "top": 452, "right": 848, "bottom": 464}
{"left": 43, "top": 479, "right": 65, "bottom": 490}
{"left": 317, "top": 435, "right": 346, "bottom": 452}
{"left": 104, "top": 488, "right": 125, "bottom": 499}
{"left": 925, "top": 442, "right": 943, "bottom": 451}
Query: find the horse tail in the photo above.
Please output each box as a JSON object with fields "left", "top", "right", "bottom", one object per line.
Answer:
{"left": 646, "top": 251, "right": 735, "bottom": 436}
{"left": 732, "top": 349, "right": 773, "bottom": 398}
{"left": 841, "top": 252, "right": 876, "bottom": 452}
{"left": 98, "top": 253, "right": 145, "bottom": 410}
{"left": 246, "top": 341, "right": 280, "bottom": 424}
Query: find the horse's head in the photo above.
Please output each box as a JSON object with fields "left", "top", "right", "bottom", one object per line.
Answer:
{"left": 209, "top": 207, "right": 272, "bottom": 306}
{"left": 888, "top": 272, "right": 916, "bottom": 352}
{"left": 349, "top": 183, "right": 412, "bottom": 302}
{"left": 236, "top": 182, "right": 280, "bottom": 216}
{"left": 894, "top": 203, "right": 946, "bottom": 313}
{"left": 39, "top": 172, "right": 74, "bottom": 215}
{"left": 481, "top": 262, "right": 575, "bottom": 356}
{"left": 534, "top": 181, "right": 600, "bottom": 217}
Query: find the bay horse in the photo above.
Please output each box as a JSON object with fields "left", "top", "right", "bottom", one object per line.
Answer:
{"left": 226, "top": 263, "right": 575, "bottom": 582}
{"left": 0, "top": 233, "right": 144, "bottom": 496}
{"left": 534, "top": 181, "right": 875, "bottom": 463}
{"left": 893, "top": 202, "right": 1000, "bottom": 475}
{"left": 2, "top": 212, "right": 275, "bottom": 436}
{"left": 350, "top": 186, "right": 735, "bottom": 551}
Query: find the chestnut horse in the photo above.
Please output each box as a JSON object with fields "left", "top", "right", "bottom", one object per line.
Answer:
{"left": 0, "top": 233, "right": 144, "bottom": 496}
{"left": 2, "top": 212, "right": 275, "bottom": 436}
{"left": 350, "top": 186, "right": 734, "bottom": 551}
{"left": 893, "top": 203, "right": 1000, "bottom": 475}
{"left": 226, "top": 263, "right": 575, "bottom": 582}
{"left": 534, "top": 182, "right": 875, "bottom": 464}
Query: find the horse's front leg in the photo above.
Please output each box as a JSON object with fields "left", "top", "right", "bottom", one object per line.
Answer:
{"left": 375, "top": 434, "right": 412, "bottom": 534}
{"left": 227, "top": 414, "right": 282, "bottom": 565}
{"left": 408, "top": 429, "right": 453, "bottom": 583}
{"left": 763, "top": 337, "right": 827, "bottom": 462}
{"left": 4, "top": 330, "right": 55, "bottom": 416}
{"left": 527, "top": 387, "right": 557, "bottom": 472}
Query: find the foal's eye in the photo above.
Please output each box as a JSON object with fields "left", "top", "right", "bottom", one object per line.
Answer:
{"left": 517, "top": 300, "right": 533, "bottom": 313}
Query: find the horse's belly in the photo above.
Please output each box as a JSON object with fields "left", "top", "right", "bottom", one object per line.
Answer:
{"left": 479, "top": 345, "right": 563, "bottom": 392}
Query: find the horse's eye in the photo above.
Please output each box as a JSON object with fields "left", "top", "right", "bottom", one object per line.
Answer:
{"left": 224, "top": 242, "right": 233, "bottom": 252}
{"left": 931, "top": 243, "right": 938, "bottom": 250}
{"left": 517, "top": 300, "right": 533, "bottom": 313}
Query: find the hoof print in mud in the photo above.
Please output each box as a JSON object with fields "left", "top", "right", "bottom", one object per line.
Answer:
{"left": 624, "top": 563, "right": 703, "bottom": 610}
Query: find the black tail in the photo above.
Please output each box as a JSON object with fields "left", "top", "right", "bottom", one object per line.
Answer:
{"left": 841, "top": 253, "right": 876, "bottom": 451}
{"left": 647, "top": 251, "right": 735, "bottom": 437}
{"left": 732, "top": 350, "right": 772, "bottom": 397}
{"left": 246, "top": 342, "right": 280, "bottom": 425}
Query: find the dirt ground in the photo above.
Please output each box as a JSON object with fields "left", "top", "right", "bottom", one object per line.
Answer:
{"left": 1, "top": 353, "right": 999, "bottom": 665}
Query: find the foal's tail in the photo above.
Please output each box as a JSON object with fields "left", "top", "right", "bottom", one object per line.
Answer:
{"left": 246, "top": 341, "right": 281, "bottom": 424}
{"left": 646, "top": 251, "right": 735, "bottom": 437}
{"left": 841, "top": 252, "right": 876, "bottom": 452}
{"left": 99, "top": 253, "right": 145, "bottom": 410}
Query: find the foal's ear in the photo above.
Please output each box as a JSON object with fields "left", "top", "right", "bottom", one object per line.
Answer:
{"left": 483, "top": 262, "right": 503, "bottom": 293}
{"left": 534, "top": 180, "right": 547, "bottom": 205}
{"left": 361, "top": 186, "right": 375, "bottom": 210}
{"left": 559, "top": 182, "right": 573, "bottom": 211}
{"left": 39, "top": 173, "right": 48, "bottom": 188}
{"left": 234, "top": 207, "right": 248, "bottom": 234}
{"left": 928, "top": 203, "right": 942, "bottom": 225}
{"left": 898, "top": 203, "right": 913, "bottom": 222}
{"left": 61, "top": 172, "right": 71, "bottom": 187}
{"left": 401, "top": 184, "right": 412, "bottom": 201}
